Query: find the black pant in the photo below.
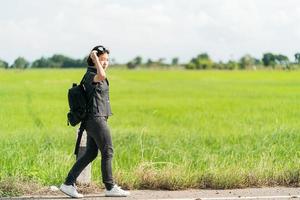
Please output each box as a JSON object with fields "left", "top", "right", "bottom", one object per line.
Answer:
{"left": 64, "top": 116, "right": 115, "bottom": 190}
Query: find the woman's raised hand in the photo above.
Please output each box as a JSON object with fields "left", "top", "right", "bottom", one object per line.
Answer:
{"left": 90, "top": 50, "right": 99, "bottom": 63}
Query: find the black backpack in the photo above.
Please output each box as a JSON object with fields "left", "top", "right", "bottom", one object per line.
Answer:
{"left": 67, "top": 75, "right": 90, "bottom": 126}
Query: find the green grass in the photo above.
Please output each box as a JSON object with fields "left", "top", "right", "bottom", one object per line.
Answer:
{"left": 0, "top": 68, "right": 299, "bottom": 196}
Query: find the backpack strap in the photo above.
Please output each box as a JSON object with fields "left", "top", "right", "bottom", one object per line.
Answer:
{"left": 79, "top": 74, "right": 87, "bottom": 87}
{"left": 80, "top": 73, "right": 95, "bottom": 115}
{"left": 74, "top": 121, "right": 85, "bottom": 155}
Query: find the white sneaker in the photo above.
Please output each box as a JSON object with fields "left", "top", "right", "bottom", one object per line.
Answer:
{"left": 60, "top": 183, "right": 84, "bottom": 198}
{"left": 105, "top": 184, "right": 130, "bottom": 197}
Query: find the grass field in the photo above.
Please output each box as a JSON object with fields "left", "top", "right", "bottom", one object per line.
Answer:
{"left": 0, "top": 68, "right": 299, "bottom": 196}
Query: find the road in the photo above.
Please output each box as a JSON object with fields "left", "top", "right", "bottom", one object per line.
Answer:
{"left": 4, "top": 187, "right": 300, "bottom": 200}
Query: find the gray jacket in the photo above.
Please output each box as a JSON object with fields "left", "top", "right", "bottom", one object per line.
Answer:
{"left": 83, "top": 66, "right": 113, "bottom": 118}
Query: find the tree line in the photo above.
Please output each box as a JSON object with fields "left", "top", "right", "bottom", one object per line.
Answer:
{"left": 127, "top": 53, "right": 300, "bottom": 70}
{"left": 0, "top": 54, "right": 90, "bottom": 69}
{"left": 1, "top": 52, "right": 300, "bottom": 70}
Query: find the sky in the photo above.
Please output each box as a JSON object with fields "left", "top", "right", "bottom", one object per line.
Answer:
{"left": 1, "top": 0, "right": 300, "bottom": 64}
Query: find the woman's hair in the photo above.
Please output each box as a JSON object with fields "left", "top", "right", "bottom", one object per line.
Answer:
{"left": 87, "top": 45, "right": 110, "bottom": 66}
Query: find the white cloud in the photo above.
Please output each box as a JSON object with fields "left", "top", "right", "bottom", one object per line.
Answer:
{"left": 0, "top": 0, "right": 300, "bottom": 64}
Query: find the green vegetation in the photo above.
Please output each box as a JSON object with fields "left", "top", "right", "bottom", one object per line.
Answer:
{"left": 2, "top": 52, "right": 300, "bottom": 70}
{"left": 0, "top": 68, "right": 299, "bottom": 197}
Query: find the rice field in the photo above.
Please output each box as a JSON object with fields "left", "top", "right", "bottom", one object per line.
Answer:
{"left": 0, "top": 68, "right": 299, "bottom": 196}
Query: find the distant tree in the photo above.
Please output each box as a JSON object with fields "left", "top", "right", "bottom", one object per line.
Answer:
{"left": 275, "top": 54, "right": 289, "bottom": 67}
{"left": 213, "top": 61, "right": 225, "bottom": 69}
{"left": 133, "top": 56, "right": 142, "bottom": 65}
{"left": 199, "top": 59, "right": 213, "bottom": 69}
{"left": 126, "top": 56, "right": 143, "bottom": 69}
{"left": 239, "top": 54, "right": 256, "bottom": 69}
{"left": 197, "top": 53, "right": 209, "bottom": 60}
{"left": 62, "top": 58, "right": 84, "bottom": 68}
{"left": 262, "top": 53, "right": 276, "bottom": 67}
{"left": 185, "top": 62, "right": 196, "bottom": 69}
{"left": 50, "top": 54, "right": 66, "bottom": 67}
{"left": 32, "top": 57, "right": 53, "bottom": 68}
{"left": 254, "top": 58, "right": 262, "bottom": 65}
{"left": 32, "top": 54, "right": 85, "bottom": 68}
{"left": 146, "top": 58, "right": 153, "bottom": 67}
{"left": 295, "top": 53, "right": 300, "bottom": 64}
{"left": 186, "top": 53, "right": 214, "bottom": 69}
{"left": 225, "top": 60, "right": 239, "bottom": 70}
{"left": 171, "top": 57, "right": 179, "bottom": 65}
{"left": 0, "top": 59, "right": 9, "bottom": 68}
{"left": 126, "top": 61, "right": 136, "bottom": 69}
{"left": 11, "top": 57, "right": 29, "bottom": 69}
{"left": 157, "top": 58, "right": 166, "bottom": 66}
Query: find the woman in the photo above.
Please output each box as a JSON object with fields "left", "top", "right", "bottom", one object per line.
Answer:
{"left": 60, "top": 45, "right": 130, "bottom": 198}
